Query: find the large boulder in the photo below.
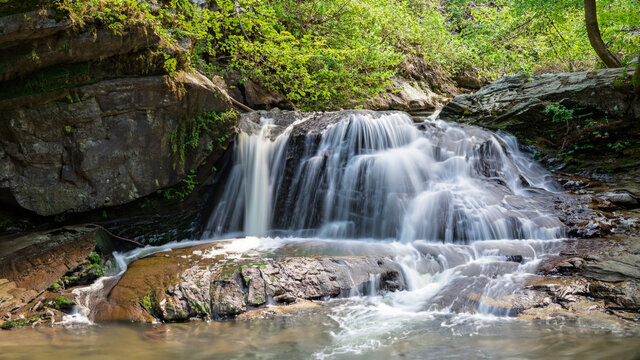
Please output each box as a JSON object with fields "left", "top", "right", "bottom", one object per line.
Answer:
{"left": 440, "top": 68, "right": 639, "bottom": 124}
{"left": 0, "top": 72, "right": 234, "bottom": 216}
{"left": 93, "top": 240, "right": 406, "bottom": 322}
{"left": 0, "top": 8, "right": 238, "bottom": 217}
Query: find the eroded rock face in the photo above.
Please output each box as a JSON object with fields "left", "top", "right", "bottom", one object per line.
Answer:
{"left": 94, "top": 241, "right": 406, "bottom": 322}
{"left": 0, "top": 72, "right": 234, "bottom": 216}
{"left": 530, "top": 234, "right": 640, "bottom": 320}
{"left": 0, "top": 226, "right": 109, "bottom": 323}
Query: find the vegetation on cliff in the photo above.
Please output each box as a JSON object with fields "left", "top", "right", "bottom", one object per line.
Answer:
{"left": 4, "top": 0, "right": 636, "bottom": 110}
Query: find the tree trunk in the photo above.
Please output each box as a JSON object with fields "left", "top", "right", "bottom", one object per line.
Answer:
{"left": 633, "top": 59, "right": 640, "bottom": 94}
{"left": 584, "top": 0, "right": 621, "bottom": 68}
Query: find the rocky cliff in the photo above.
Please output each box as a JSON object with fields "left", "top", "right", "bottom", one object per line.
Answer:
{"left": 0, "top": 8, "right": 238, "bottom": 225}
{"left": 441, "top": 67, "right": 640, "bottom": 204}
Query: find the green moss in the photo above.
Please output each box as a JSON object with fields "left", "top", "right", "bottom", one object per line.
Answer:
{"left": 0, "top": 315, "right": 41, "bottom": 330}
{"left": 51, "top": 296, "right": 74, "bottom": 310}
{"left": 613, "top": 78, "right": 632, "bottom": 90}
{"left": 140, "top": 293, "right": 159, "bottom": 315}
{"left": 169, "top": 109, "right": 239, "bottom": 168}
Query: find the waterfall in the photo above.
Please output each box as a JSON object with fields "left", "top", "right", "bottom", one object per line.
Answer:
{"left": 203, "top": 110, "right": 564, "bottom": 242}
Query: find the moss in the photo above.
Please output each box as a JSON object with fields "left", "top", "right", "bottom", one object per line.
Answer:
{"left": 612, "top": 78, "right": 632, "bottom": 90}
{"left": 51, "top": 296, "right": 74, "bottom": 310}
{"left": 140, "top": 293, "right": 159, "bottom": 315}
{"left": 0, "top": 315, "right": 41, "bottom": 330}
{"left": 169, "top": 109, "right": 239, "bottom": 169}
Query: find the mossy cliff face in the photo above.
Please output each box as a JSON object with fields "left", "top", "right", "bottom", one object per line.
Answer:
{"left": 0, "top": 8, "right": 238, "bottom": 217}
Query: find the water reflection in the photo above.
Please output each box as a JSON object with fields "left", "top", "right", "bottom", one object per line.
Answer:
{"left": 1, "top": 309, "right": 638, "bottom": 360}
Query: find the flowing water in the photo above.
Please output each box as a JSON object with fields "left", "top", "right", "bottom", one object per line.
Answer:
{"left": 4, "top": 111, "right": 638, "bottom": 359}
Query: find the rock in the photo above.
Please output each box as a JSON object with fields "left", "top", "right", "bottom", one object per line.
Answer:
{"left": 441, "top": 68, "right": 638, "bottom": 124}
{"left": 0, "top": 9, "right": 72, "bottom": 46}
{"left": 0, "top": 225, "right": 112, "bottom": 323}
{"left": 0, "top": 226, "right": 107, "bottom": 294}
{"left": 0, "top": 71, "right": 235, "bottom": 216}
{"left": 366, "top": 77, "right": 448, "bottom": 112}
{"left": 93, "top": 241, "right": 406, "bottom": 322}
{"left": 582, "top": 253, "right": 640, "bottom": 283}
{"left": 242, "top": 80, "right": 292, "bottom": 110}
{"left": 600, "top": 190, "right": 640, "bottom": 209}
{"left": 454, "top": 69, "right": 483, "bottom": 90}
{"left": 1, "top": 25, "right": 162, "bottom": 82}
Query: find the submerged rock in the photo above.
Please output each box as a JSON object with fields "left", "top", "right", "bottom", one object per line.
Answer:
{"left": 94, "top": 241, "right": 406, "bottom": 322}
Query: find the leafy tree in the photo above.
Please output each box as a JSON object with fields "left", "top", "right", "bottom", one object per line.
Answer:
{"left": 583, "top": 0, "right": 621, "bottom": 67}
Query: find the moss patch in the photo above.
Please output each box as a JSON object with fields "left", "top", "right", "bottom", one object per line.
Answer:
{"left": 0, "top": 315, "right": 43, "bottom": 330}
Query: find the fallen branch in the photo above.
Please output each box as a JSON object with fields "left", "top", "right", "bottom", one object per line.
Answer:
{"left": 84, "top": 223, "right": 144, "bottom": 247}
{"left": 230, "top": 96, "right": 255, "bottom": 112}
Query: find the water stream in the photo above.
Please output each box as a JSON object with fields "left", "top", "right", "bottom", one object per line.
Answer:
{"left": 13, "top": 111, "right": 638, "bottom": 359}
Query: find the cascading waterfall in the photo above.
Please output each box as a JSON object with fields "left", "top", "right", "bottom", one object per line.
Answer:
{"left": 64, "top": 110, "right": 573, "bottom": 357}
{"left": 198, "top": 110, "right": 570, "bottom": 356}
{"left": 204, "top": 110, "right": 563, "bottom": 242}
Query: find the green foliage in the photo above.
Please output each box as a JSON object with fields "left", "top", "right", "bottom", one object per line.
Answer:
{"left": 33, "top": 0, "right": 640, "bottom": 109}
{"left": 170, "top": 110, "right": 238, "bottom": 166}
{"left": 542, "top": 103, "right": 575, "bottom": 124}
{"left": 159, "top": 170, "right": 198, "bottom": 201}
{"left": 608, "top": 141, "right": 630, "bottom": 153}
{"left": 442, "top": 0, "right": 639, "bottom": 77}
{"left": 163, "top": 54, "right": 178, "bottom": 77}
{"left": 88, "top": 251, "right": 100, "bottom": 265}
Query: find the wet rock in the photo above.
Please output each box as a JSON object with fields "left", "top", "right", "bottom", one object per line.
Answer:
{"left": 94, "top": 241, "right": 407, "bottom": 322}
{"left": 600, "top": 190, "right": 640, "bottom": 209}
{"left": 0, "top": 226, "right": 106, "bottom": 294}
{"left": 0, "top": 226, "right": 111, "bottom": 324}
{"left": 582, "top": 253, "right": 640, "bottom": 283}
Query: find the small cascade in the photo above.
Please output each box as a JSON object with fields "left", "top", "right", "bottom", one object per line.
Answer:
{"left": 203, "top": 110, "right": 564, "bottom": 242}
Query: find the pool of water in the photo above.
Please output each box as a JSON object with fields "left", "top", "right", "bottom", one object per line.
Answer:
{"left": 2, "top": 299, "right": 638, "bottom": 360}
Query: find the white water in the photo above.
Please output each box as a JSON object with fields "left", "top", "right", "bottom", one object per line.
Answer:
{"left": 200, "top": 110, "right": 570, "bottom": 356}
{"left": 65, "top": 111, "right": 575, "bottom": 357}
{"left": 205, "top": 111, "right": 563, "bottom": 242}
